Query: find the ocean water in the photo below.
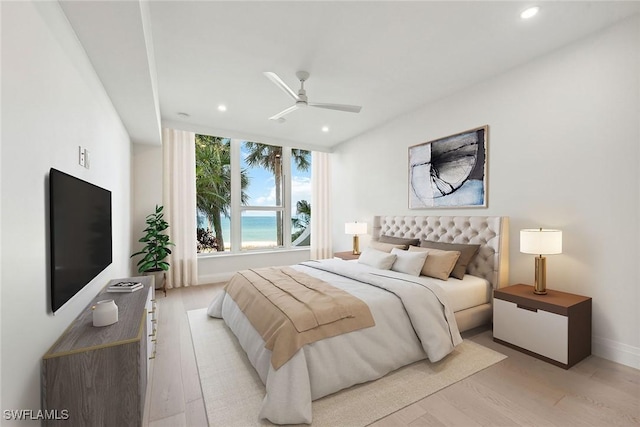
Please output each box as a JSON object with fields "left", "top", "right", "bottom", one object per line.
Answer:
{"left": 198, "top": 215, "right": 278, "bottom": 245}
{"left": 237, "top": 216, "right": 278, "bottom": 243}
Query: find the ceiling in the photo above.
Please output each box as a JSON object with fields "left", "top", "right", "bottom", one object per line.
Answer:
{"left": 60, "top": 1, "right": 640, "bottom": 151}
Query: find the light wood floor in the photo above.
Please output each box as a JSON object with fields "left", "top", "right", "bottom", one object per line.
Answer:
{"left": 147, "top": 284, "right": 640, "bottom": 427}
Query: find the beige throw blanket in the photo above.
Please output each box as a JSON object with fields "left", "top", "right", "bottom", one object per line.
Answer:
{"left": 224, "top": 267, "right": 375, "bottom": 369}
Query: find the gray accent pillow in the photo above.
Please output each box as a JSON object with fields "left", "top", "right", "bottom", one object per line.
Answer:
{"left": 378, "top": 235, "right": 420, "bottom": 249}
{"left": 419, "top": 240, "right": 481, "bottom": 279}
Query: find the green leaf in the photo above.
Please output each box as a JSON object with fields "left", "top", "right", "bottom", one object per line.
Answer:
{"left": 131, "top": 204, "right": 174, "bottom": 271}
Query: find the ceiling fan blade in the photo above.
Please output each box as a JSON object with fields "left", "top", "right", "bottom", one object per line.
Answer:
{"left": 269, "top": 104, "right": 300, "bottom": 121}
{"left": 264, "top": 72, "right": 300, "bottom": 101}
{"left": 308, "top": 102, "right": 362, "bottom": 113}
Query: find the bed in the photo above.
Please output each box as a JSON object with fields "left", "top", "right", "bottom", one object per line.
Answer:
{"left": 207, "top": 215, "right": 509, "bottom": 424}
{"left": 372, "top": 216, "right": 509, "bottom": 331}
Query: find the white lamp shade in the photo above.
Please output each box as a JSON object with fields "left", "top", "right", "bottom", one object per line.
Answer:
{"left": 520, "top": 229, "right": 562, "bottom": 255}
{"left": 345, "top": 222, "right": 367, "bottom": 235}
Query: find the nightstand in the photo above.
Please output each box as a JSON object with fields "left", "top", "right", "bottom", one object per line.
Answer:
{"left": 334, "top": 251, "right": 360, "bottom": 260}
{"left": 493, "top": 284, "right": 591, "bottom": 369}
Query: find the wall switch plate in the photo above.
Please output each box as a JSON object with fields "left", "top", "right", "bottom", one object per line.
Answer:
{"left": 78, "top": 146, "right": 90, "bottom": 169}
{"left": 79, "top": 146, "right": 85, "bottom": 167}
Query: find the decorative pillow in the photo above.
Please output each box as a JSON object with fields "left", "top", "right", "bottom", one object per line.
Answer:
{"left": 369, "top": 241, "right": 406, "bottom": 253}
{"left": 390, "top": 248, "right": 429, "bottom": 277}
{"left": 358, "top": 248, "right": 397, "bottom": 270}
{"left": 408, "top": 246, "right": 461, "bottom": 280}
{"left": 419, "top": 240, "right": 480, "bottom": 279}
{"left": 378, "top": 235, "right": 421, "bottom": 249}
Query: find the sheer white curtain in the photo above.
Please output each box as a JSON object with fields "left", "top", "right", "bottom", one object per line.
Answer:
{"left": 310, "top": 151, "right": 332, "bottom": 259}
{"left": 162, "top": 128, "right": 198, "bottom": 288}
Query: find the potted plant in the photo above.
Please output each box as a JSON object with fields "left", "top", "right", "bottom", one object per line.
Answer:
{"left": 131, "top": 205, "right": 174, "bottom": 294}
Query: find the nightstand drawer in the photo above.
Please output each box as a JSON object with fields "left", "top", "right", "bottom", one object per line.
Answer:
{"left": 494, "top": 298, "right": 568, "bottom": 364}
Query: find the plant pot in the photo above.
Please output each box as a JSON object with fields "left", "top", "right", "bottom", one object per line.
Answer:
{"left": 144, "top": 269, "right": 167, "bottom": 296}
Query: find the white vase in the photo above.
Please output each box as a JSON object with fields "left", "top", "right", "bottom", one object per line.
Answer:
{"left": 92, "top": 299, "right": 118, "bottom": 327}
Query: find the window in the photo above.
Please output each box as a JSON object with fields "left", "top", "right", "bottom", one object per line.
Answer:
{"left": 291, "top": 149, "right": 312, "bottom": 246}
{"left": 196, "top": 135, "right": 311, "bottom": 254}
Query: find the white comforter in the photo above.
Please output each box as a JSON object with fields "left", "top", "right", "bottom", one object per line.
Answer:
{"left": 207, "top": 259, "right": 462, "bottom": 425}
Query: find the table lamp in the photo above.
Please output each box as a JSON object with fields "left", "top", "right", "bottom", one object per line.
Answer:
{"left": 345, "top": 222, "right": 367, "bottom": 255}
{"left": 520, "top": 228, "right": 562, "bottom": 295}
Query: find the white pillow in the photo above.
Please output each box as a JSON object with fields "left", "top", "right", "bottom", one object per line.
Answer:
{"left": 358, "top": 248, "right": 397, "bottom": 270}
{"left": 390, "top": 247, "right": 429, "bottom": 276}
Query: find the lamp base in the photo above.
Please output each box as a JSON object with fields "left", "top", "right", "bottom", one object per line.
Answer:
{"left": 533, "top": 255, "right": 547, "bottom": 295}
{"left": 352, "top": 235, "right": 360, "bottom": 255}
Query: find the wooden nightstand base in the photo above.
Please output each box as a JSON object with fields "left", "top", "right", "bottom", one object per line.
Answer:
{"left": 493, "top": 337, "right": 580, "bottom": 369}
{"left": 334, "top": 251, "right": 360, "bottom": 260}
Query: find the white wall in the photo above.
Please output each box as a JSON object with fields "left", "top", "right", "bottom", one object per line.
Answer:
{"left": 333, "top": 16, "right": 640, "bottom": 369}
{"left": 1, "top": 1, "right": 132, "bottom": 421}
{"left": 131, "top": 143, "right": 163, "bottom": 271}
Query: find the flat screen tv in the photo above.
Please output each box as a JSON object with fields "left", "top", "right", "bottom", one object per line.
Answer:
{"left": 49, "top": 168, "right": 112, "bottom": 312}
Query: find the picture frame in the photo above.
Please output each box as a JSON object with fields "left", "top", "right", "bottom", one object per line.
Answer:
{"left": 408, "top": 125, "right": 487, "bottom": 209}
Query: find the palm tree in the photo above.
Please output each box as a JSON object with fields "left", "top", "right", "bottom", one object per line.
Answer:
{"left": 195, "top": 135, "right": 248, "bottom": 251}
{"left": 243, "top": 143, "right": 310, "bottom": 246}
{"left": 291, "top": 199, "right": 311, "bottom": 242}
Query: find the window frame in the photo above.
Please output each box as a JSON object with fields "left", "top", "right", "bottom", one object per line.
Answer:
{"left": 197, "top": 138, "right": 306, "bottom": 255}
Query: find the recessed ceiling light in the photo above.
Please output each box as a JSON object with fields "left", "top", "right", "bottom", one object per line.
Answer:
{"left": 520, "top": 6, "right": 539, "bottom": 20}
{"left": 217, "top": 104, "right": 227, "bottom": 112}
{"left": 177, "top": 112, "right": 190, "bottom": 117}
{"left": 321, "top": 126, "right": 329, "bottom": 133}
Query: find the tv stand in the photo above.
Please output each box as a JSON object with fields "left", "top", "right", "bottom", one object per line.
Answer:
{"left": 42, "top": 276, "right": 156, "bottom": 426}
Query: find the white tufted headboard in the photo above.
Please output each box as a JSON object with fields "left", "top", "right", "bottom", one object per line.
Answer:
{"left": 372, "top": 216, "right": 509, "bottom": 289}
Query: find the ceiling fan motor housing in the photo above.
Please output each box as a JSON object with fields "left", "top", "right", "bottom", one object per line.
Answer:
{"left": 296, "top": 71, "right": 310, "bottom": 81}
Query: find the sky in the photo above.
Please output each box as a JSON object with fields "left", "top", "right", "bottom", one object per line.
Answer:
{"left": 241, "top": 145, "right": 311, "bottom": 216}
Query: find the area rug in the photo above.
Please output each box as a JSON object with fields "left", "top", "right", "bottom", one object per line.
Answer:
{"left": 188, "top": 308, "right": 506, "bottom": 426}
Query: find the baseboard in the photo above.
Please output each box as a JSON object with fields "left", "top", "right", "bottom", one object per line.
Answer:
{"left": 198, "top": 272, "right": 234, "bottom": 285}
{"left": 592, "top": 335, "right": 640, "bottom": 370}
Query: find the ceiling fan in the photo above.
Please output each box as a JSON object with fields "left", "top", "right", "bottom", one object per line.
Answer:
{"left": 264, "top": 71, "right": 362, "bottom": 121}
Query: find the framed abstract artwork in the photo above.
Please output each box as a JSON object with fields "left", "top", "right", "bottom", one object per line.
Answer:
{"left": 409, "top": 126, "right": 487, "bottom": 209}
